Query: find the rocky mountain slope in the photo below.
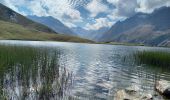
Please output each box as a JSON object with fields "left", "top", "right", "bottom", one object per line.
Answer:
{"left": 27, "top": 16, "right": 76, "bottom": 36}
{"left": 100, "top": 7, "right": 170, "bottom": 46}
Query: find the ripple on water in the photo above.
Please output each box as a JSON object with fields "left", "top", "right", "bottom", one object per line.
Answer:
{"left": 0, "top": 40, "right": 170, "bottom": 100}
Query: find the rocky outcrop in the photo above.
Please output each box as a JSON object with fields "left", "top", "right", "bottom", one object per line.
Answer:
{"left": 114, "top": 85, "right": 153, "bottom": 100}
{"left": 155, "top": 80, "right": 170, "bottom": 99}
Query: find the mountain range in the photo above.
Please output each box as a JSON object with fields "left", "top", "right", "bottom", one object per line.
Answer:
{"left": 0, "top": 3, "right": 92, "bottom": 43}
{"left": 27, "top": 16, "right": 76, "bottom": 36}
{"left": 99, "top": 7, "right": 170, "bottom": 46}
{"left": 72, "top": 27, "right": 109, "bottom": 40}
{"left": 1, "top": 2, "right": 170, "bottom": 47}
{"left": 27, "top": 16, "right": 109, "bottom": 41}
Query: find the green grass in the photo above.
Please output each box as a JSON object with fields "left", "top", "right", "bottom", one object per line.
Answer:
{"left": 0, "top": 45, "right": 73, "bottom": 100}
{"left": 134, "top": 51, "right": 170, "bottom": 68}
{"left": 0, "top": 20, "right": 93, "bottom": 43}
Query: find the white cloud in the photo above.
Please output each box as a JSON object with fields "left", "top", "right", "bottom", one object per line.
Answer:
{"left": 28, "top": 0, "right": 82, "bottom": 22}
{"left": 107, "top": 0, "right": 170, "bottom": 14}
{"left": 1, "top": 0, "right": 170, "bottom": 30}
{"left": 136, "top": 0, "right": 170, "bottom": 13}
{"left": 64, "top": 22, "right": 77, "bottom": 28}
{"left": 0, "top": 0, "right": 22, "bottom": 14}
{"left": 107, "top": 12, "right": 126, "bottom": 22}
{"left": 62, "top": 8, "right": 83, "bottom": 22}
{"left": 110, "top": 0, "right": 138, "bottom": 17}
{"left": 1, "top": 0, "right": 83, "bottom": 27}
{"left": 85, "top": 18, "right": 113, "bottom": 30}
{"left": 107, "top": 0, "right": 118, "bottom": 5}
{"left": 86, "top": 0, "right": 109, "bottom": 17}
{"left": 28, "top": 0, "right": 48, "bottom": 16}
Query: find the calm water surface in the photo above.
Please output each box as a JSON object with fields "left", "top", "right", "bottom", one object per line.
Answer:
{"left": 0, "top": 40, "right": 170, "bottom": 100}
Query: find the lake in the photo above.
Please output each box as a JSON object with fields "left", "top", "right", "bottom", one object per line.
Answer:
{"left": 0, "top": 40, "right": 170, "bottom": 100}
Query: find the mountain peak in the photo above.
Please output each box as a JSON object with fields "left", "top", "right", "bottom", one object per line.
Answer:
{"left": 27, "top": 15, "right": 76, "bottom": 36}
{"left": 99, "top": 6, "right": 170, "bottom": 46}
{"left": 0, "top": 3, "right": 56, "bottom": 33}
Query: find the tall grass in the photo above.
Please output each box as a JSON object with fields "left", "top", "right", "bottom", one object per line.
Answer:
{"left": 0, "top": 45, "right": 73, "bottom": 100}
{"left": 134, "top": 51, "right": 170, "bottom": 68}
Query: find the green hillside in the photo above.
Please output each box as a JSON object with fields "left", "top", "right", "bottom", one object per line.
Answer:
{"left": 0, "top": 3, "right": 93, "bottom": 43}
{"left": 0, "top": 3, "right": 55, "bottom": 33}
{"left": 0, "top": 20, "right": 93, "bottom": 43}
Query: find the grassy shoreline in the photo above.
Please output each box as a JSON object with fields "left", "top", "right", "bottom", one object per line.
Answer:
{"left": 0, "top": 45, "right": 72, "bottom": 99}
{"left": 1, "top": 39, "right": 170, "bottom": 49}
{"left": 134, "top": 51, "right": 170, "bottom": 68}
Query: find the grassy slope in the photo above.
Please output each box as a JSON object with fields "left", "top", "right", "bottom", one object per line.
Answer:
{"left": 0, "top": 3, "right": 55, "bottom": 33}
{"left": 0, "top": 20, "right": 93, "bottom": 43}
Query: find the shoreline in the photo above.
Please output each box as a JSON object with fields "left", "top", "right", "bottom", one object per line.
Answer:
{"left": 0, "top": 39, "right": 170, "bottom": 49}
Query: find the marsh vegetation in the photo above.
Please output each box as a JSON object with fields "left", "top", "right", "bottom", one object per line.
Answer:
{"left": 134, "top": 51, "right": 170, "bottom": 68}
{"left": 0, "top": 40, "right": 170, "bottom": 100}
{"left": 0, "top": 44, "right": 73, "bottom": 100}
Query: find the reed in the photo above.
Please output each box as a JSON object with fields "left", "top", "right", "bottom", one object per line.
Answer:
{"left": 0, "top": 44, "right": 73, "bottom": 100}
{"left": 134, "top": 51, "right": 170, "bottom": 68}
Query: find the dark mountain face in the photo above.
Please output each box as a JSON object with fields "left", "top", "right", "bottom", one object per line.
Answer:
{"left": 0, "top": 3, "right": 55, "bottom": 33}
{"left": 148, "top": 7, "right": 170, "bottom": 30}
{"left": 99, "top": 7, "right": 170, "bottom": 46}
{"left": 27, "top": 16, "right": 76, "bottom": 36}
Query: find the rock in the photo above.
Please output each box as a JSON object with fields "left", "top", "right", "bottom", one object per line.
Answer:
{"left": 114, "top": 90, "right": 127, "bottom": 100}
{"left": 142, "top": 94, "right": 153, "bottom": 100}
{"left": 162, "top": 88, "right": 170, "bottom": 99}
{"left": 125, "top": 85, "right": 140, "bottom": 93}
{"left": 114, "top": 85, "right": 154, "bottom": 100}
{"left": 96, "top": 82, "right": 113, "bottom": 89}
{"left": 155, "top": 80, "right": 170, "bottom": 99}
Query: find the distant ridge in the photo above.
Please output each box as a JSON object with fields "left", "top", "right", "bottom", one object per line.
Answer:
{"left": 27, "top": 16, "right": 76, "bottom": 36}
{"left": 99, "top": 7, "right": 170, "bottom": 46}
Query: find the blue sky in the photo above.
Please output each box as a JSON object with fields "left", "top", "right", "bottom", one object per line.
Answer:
{"left": 1, "top": 0, "right": 170, "bottom": 30}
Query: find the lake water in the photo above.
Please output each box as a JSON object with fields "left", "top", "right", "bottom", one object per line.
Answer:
{"left": 0, "top": 40, "right": 170, "bottom": 100}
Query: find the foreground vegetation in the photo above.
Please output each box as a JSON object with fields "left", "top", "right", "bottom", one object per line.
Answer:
{"left": 0, "top": 20, "right": 93, "bottom": 43}
{"left": 134, "top": 51, "right": 170, "bottom": 68}
{"left": 0, "top": 45, "right": 73, "bottom": 100}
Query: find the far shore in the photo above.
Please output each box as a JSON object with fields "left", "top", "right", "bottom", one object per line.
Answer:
{"left": 0, "top": 39, "right": 169, "bottom": 48}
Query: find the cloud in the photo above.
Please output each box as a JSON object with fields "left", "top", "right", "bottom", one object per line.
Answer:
{"left": 107, "top": 12, "right": 126, "bottom": 22}
{"left": 64, "top": 22, "right": 77, "bottom": 28}
{"left": 85, "top": 18, "right": 113, "bottom": 30}
{"left": 117, "top": 0, "right": 138, "bottom": 17}
{"left": 0, "top": 0, "right": 23, "bottom": 14}
{"left": 62, "top": 8, "right": 83, "bottom": 22}
{"left": 1, "top": 0, "right": 83, "bottom": 27}
{"left": 28, "top": 0, "right": 83, "bottom": 22}
{"left": 107, "top": 0, "right": 118, "bottom": 5}
{"left": 85, "top": 0, "right": 109, "bottom": 17}
{"left": 1, "top": 0, "right": 170, "bottom": 30}
{"left": 107, "top": 0, "right": 138, "bottom": 17}
{"left": 136, "top": 0, "right": 170, "bottom": 13}
{"left": 28, "top": 0, "right": 48, "bottom": 16}
{"left": 107, "top": 0, "right": 170, "bottom": 14}
{"left": 106, "top": 0, "right": 170, "bottom": 26}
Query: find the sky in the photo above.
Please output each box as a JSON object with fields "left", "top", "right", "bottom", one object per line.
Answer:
{"left": 1, "top": 0, "right": 170, "bottom": 30}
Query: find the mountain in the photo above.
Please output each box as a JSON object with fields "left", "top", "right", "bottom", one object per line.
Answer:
{"left": 0, "top": 3, "right": 55, "bottom": 33}
{"left": 27, "top": 16, "right": 76, "bottom": 36}
{"left": 0, "top": 3, "right": 93, "bottom": 43}
{"left": 72, "top": 27, "right": 109, "bottom": 41}
{"left": 100, "top": 7, "right": 170, "bottom": 46}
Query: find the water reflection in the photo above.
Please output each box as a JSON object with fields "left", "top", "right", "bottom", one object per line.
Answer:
{"left": 0, "top": 46, "right": 72, "bottom": 100}
{"left": 0, "top": 40, "right": 170, "bottom": 100}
